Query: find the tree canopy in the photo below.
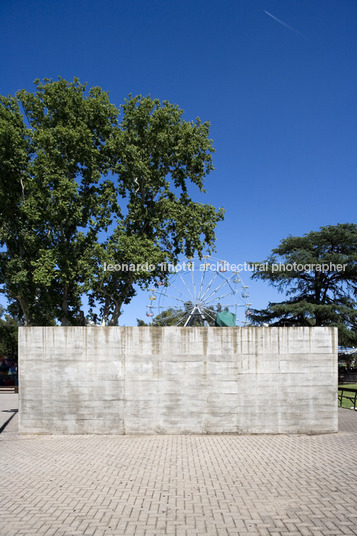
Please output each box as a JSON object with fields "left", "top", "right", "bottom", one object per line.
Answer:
{"left": 249, "top": 223, "right": 357, "bottom": 345}
{"left": 0, "top": 78, "right": 224, "bottom": 325}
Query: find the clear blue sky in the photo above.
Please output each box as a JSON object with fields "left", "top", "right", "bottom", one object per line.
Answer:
{"left": 0, "top": 0, "right": 356, "bottom": 324}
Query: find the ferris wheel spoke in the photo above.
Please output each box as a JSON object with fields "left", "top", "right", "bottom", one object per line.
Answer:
{"left": 201, "top": 306, "right": 217, "bottom": 322}
{"left": 176, "top": 311, "right": 191, "bottom": 326}
{"left": 157, "top": 291, "right": 188, "bottom": 305}
{"left": 199, "top": 270, "right": 219, "bottom": 301}
{"left": 178, "top": 273, "right": 196, "bottom": 303}
{"left": 183, "top": 309, "right": 196, "bottom": 326}
{"left": 205, "top": 289, "right": 237, "bottom": 303}
{"left": 146, "top": 255, "right": 251, "bottom": 326}
{"left": 169, "top": 281, "right": 193, "bottom": 302}
{"left": 191, "top": 268, "right": 197, "bottom": 301}
{"left": 202, "top": 276, "right": 231, "bottom": 303}
{"left": 198, "top": 266, "right": 208, "bottom": 298}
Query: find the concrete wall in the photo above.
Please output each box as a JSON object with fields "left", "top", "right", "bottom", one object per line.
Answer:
{"left": 18, "top": 327, "right": 338, "bottom": 435}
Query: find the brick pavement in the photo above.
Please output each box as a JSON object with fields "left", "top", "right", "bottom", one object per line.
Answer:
{"left": 1, "top": 394, "right": 357, "bottom": 536}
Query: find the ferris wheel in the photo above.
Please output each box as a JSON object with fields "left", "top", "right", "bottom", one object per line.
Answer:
{"left": 146, "top": 256, "right": 252, "bottom": 326}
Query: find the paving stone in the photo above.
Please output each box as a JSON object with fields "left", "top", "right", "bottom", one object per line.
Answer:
{"left": 1, "top": 395, "right": 357, "bottom": 535}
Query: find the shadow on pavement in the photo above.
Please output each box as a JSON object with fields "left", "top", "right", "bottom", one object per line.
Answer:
{"left": 0, "top": 409, "right": 18, "bottom": 434}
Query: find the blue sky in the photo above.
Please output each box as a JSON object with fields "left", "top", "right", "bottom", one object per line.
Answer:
{"left": 0, "top": 0, "right": 356, "bottom": 324}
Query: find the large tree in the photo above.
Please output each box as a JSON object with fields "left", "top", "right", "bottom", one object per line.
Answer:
{"left": 249, "top": 223, "right": 357, "bottom": 345}
{"left": 0, "top": 79, "right": 224, "bottom": 325}
{"left": 88, "top": 95, "right": 224, "bottom": 325}
{"left": 0, "top": 78, "right": 118, "bottom": 325}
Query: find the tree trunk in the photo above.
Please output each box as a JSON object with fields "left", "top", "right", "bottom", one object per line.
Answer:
{"left": 108, "top": 274, "right": 135, "bottom": 326}
{"left": 109, "top": 302, "right": 122, "bottom": 326}
{"left": 17, "top": 295, "right": 30, "bottom": 326}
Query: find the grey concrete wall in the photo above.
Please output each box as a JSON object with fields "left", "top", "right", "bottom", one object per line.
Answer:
{"left": 18, "top": 327, "right": 338, "bottom": 434}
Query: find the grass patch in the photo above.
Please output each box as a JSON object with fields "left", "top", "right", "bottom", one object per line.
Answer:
{"left": 338, "top": 384, "right": 357, "bottom": 409}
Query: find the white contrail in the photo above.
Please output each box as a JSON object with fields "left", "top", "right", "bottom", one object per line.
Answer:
{"left": 264, "top": 10, "right": 306, "bottom": 38}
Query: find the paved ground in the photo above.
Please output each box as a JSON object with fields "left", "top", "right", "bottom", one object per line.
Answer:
{"left": 1, "top": 395, "right": 357, "bottom": 536}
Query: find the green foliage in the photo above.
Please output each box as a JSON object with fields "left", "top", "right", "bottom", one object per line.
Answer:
{"left": 137, "top": 303, "right": 221, "bottom": 327}
{"left": 0, "top": 79, "right": 224, "bottom": 325}
{"left": 0, "top": 306, "right": 19, "bottom": 359}
{"left": 137, "top": 307, "right": 185, "bottom": 326}
{"left": 249, "top": 223, "right": 357, "bottom": 345}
